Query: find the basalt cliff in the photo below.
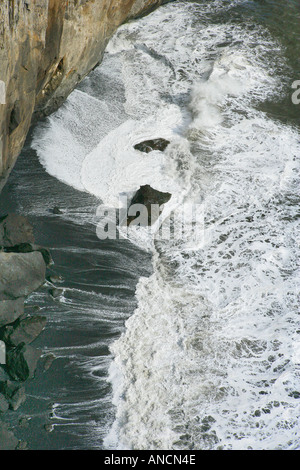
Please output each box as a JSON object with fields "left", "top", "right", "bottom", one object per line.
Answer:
{"left": 0, "top": 0, "right": 170, "bottom": 191}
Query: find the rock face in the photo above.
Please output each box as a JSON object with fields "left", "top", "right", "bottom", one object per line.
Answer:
{"left": 0, "top": 214, "right": 35, "bottom": 247}
{"left": 6, "top": 343, "right": 42, "bottom": 382}
{"left": 0, "top": 214, "right": 52, "bottom": 447}
{"left": 0, "top": 252, "right": 46, "bottom": 300}
{"left": 127, "top": 184, "right": 172, "bottom": 226}
{"left": 134, "top": 138, "right": 170, "bottom": 153}
{"left": 0, "top": 421, "right": 19, "bottom": 450}
{"left": 0, "top": 0, "right": 171, "bottom": 191}
{"left": 0, "top": 298, "right": 25, "bottom": 328}
{"left": 0, "top": 380, "right": 26, "bottom": 410}
{"left": 1, "top": 315, "right": 47, "bottom": 346}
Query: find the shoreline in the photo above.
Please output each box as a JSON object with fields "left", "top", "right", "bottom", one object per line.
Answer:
{"left": 0, "top": 134, "right": 153, "bottom": 449}
{"left": 0, "top": 213, "right": 53, "bottom": 449}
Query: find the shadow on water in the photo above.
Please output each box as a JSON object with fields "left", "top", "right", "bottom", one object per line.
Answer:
{"left": 0, "top": 128, "right": 152, "bottom": 450}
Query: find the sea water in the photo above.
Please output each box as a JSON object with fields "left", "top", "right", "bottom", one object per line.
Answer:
{"left": 30, "top": 0, "right": 300, "bottom": 450}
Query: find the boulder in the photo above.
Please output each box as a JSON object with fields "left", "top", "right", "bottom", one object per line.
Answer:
{"left": 0, "top": 252, "right": 46, "bottom": 300}
{"left": 52, "top": 207, "right": 63, "bottom": 215}
{"left": 127, "top": 184, "right": 172, "bottom": 226}
{"left": 134, "top": 138, "right": 170, "bottom": 153}
{"left": 49, "top": 288, "right": 63, "bottom": 299}
{"left": 0, "top": 421, "right": 19, "bottom": 450}
{"left": 36, "top": 247, "right": 52, "bottom": 266}
{"left": 9, "top": 387, "right": 26, "bottom": 411}
{"left": 47, "top": 274, "right": 64, "bottom": 284}
{"left": 0, "top": 298, "right": 25, "bottom": 327}
{"left": 3, "top": 243, "right": 52, "bottom": 266}
{"left": 0, "top": 214, "right": 34, "bottom": 247}
{"left": 6, "top": 344, "right": 42, "bottom": 382}
{"left": 0, "top": 380, "right": 26, "bottom": 411}
{"left": 1, "top": 315, "right": 47, "bottom": 347}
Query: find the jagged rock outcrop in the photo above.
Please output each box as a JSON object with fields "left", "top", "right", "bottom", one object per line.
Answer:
{"left": 0, "top": 298, "right": 25, "bottom": 328}
{"left": 0, "top": 0, "right": 171, "bottom": 191}
{"left": 134, "top": 138, "right": 170, "bottom": 153}
{"left": 0, "top": 214, "right": 35, "bottom": 246}
{"left": 1, "top": 315, "right": 47, "bottom": 346}
{"left": 127, "top": 184, "right": 172, "bottom": 226}
{"left": 6, "top": 343, "right": 42, "bottom": 381}
{"left": 0, "top": 251, "right": 46, "bottom": 299}
{"left": 0, "top": 214, "right": 51, "bottom": 446}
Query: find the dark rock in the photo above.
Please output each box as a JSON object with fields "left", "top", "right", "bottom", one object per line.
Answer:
{"left": 0, "top": 252, "right": 46, "bottom": 300}
{"left": 6, "top": 344, "right": 42, "bottom": 382}
{"left": 33, "top": 246, "right": 52, "bottom": 266}
{"left": 134, "top": 138, "right": 170, "bottom": 153}
{"left": 3, "top": 243, "right": 33, "bottom": 253}
{"left": 47, "top": 274, "right": 64, "bottom": 284}
{"left": 130, "top": 184, "right": 172, "bottom": 208}
{"left": 0, "top": 421, "right": 19, "bottom": 450}
{"left": 3, "top": 243, "right": 52, "bottom": 265}
{"left": 0, "top": 298, "right": 25, "bottom": 327}
{"left": 0, "top": 393, "right": 9, "bottom": 413}
{"left": 52, "top": 206, "right": 63, "bottom": 215}
{"left": 262, "top": 407, "right": 271, "bottom": 414}
{"left": 2, "top": 315, "right": 47, "bottom": 347}
{"left": 0, "top": 380, "right": 26, "bottom": 410}
{"left": 39, "top": 248, "right": 52, "bottom": 266}
{"left": 127, "top": 184, "right": 172, "bottom": 226}
{"left": 0, "top": 214, "right": 35, "bottom": 247}
{"left": 289, "top": 391, "right": 300, "bottom": 399}
{"left": 49, "top": 288, "right": 63, "bottom": 299}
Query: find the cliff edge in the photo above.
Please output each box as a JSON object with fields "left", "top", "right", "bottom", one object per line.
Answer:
{"left": 0, "top": 0, "right": 169, "bottom": 191}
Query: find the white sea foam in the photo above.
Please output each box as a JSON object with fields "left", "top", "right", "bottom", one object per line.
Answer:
{"left": 80, "top": 108, "right": 186, "bottom": 207}
{"left": 32, "top": 1, "right": 300, "bottom": 450}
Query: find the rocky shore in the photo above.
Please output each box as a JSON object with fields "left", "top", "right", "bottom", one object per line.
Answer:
{"left": 0, "top": 0, "right": 171, "bottom": 192}
{"left": 0, "top": 214, "right": 52, "bottom": 450}
{"left": 0, "top": 0, "right": 173, "bottom": 449}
